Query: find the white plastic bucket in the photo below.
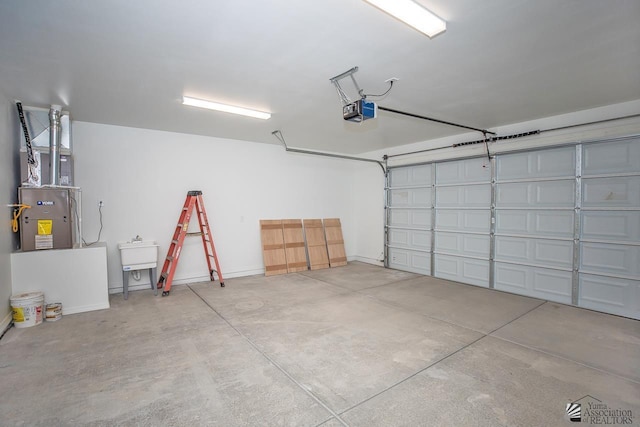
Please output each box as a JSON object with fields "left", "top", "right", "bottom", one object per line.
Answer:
{"left": 45, "top": 302, "right": 63, "bottom": 322}
{"left": 10, "top": 291, "right": 45, "bottom": 328}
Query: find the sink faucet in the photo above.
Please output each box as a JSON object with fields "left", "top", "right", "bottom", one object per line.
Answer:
{"left": 132, "top": 235, "right": 143, "bottom": 242}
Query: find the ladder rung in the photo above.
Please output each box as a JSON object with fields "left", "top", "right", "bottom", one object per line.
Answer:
{"left": 166, "top": 256, "right": 174, "bottom": 261}
{"left": 172, "top": 240, "right": 179, "bottom": 244}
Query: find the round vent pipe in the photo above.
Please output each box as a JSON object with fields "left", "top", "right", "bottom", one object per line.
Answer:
{"left": 48, "top": 104, "right": 62, "bottom": 186}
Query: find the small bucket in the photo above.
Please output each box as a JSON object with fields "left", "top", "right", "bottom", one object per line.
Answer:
{"left": 45, "top": 303, "right": 63, "bottom": 322}
{"left": 11, "top": 291, "right": 45, "bottom": 328}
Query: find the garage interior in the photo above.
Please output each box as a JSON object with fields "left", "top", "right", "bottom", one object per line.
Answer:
{"left": 1, "top": 1, "right": 639, "bottom": 426}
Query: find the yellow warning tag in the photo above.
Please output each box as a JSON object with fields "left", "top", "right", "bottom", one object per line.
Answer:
{"left": 12, "top": 307, "right": 24, "bottom": 322}
{"left": 38, "top": 219, "right": 53, "bottom": 235}
{"left": 183, "top": 223, "right": 188, "bottom": 231}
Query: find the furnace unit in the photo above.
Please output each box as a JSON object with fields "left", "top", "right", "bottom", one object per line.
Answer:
{"left": 19, "top": 187, "right": 74, "bottom": 251}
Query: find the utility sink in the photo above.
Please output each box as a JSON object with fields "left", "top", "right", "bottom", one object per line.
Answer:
{"left": 118, "top": 240, "right": 159, "bottom": 271}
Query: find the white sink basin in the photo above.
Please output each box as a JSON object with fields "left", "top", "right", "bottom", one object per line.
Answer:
{"left": 118, "top": 240, "right": 159, "bottom": 271}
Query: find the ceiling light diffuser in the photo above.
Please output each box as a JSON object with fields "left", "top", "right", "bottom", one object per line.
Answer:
{"left": 182, "top": 96, "right": 271, "bottom": 120}
{"left": 363, "top": 0, "right": 446, "bottom": 38}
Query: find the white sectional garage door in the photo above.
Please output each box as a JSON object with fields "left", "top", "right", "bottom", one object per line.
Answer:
{"left": 387, "top": 164, "right": 433, "bottom": 275}
{"left": 386, "top": 136, "right": 640, "bottom": 320}
{"left": 579, "top": 139, "right": 640, "bottom": 319}
{"left": 434, "top": 157, "right": 491, "bottom": 287}
{"left": 494, "top": 146, "right": 576, "bottom": 303}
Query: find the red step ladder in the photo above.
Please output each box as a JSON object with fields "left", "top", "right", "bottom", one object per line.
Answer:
{"left": 157, "top": 191, "right": 224, "bottom": 296}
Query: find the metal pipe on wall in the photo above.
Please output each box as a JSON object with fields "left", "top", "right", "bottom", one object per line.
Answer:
{"left": 49, "top": 104, "right": 62, "bottom": 186}
{"left": 271, "top": 130, "right": 386, "bottom": 173}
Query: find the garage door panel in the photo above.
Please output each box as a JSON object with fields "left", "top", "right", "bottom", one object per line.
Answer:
{"left": 494, "top": 263, "right": 527, "bottom": 291}
{"left": 581, "top": 211, "right": 640, "bottom": 242}
{"left": 436, "top": 210, "right": 490, "bottom": 233}
{"left": 582, "top": 176, "right": 640, "bottom": 208}
{"left": 579, "top": 274, "right": 640, "bottom": 319}
{"left": 533, "top": 269, "right": 573, "bottom": 299}
{"left": 389, "top": 189, "right": 410, "bottom": 206}
{"left": 411, "top": 231, "right": 432, "bottom": 251}
{"left": 435, "top": 232, "right": 489, "bottom": 258}
{"left": 389, "top": 164, "right": 432, "bottom": 187}
{"left": 436, "top": 158, "right": 490, "bottom": 185}
{"left": 583, "top": 139, "right": 640, "bottom": 175}
{"left": 495, "top": 263, "right": 572, "bottom": 303}
{"left": 436, "top": 184, "right": 491, "bottom": 207}
{"left": 389, "top": 209, "right": 432, "bottom": 229}
{"left": 389, "top": 209, "right": 410, "bottom": 228}
{"left": 495, "top": 236, "right": 573, "bottom": 269}
{"left": 389, "top": 188, "right": 433, "bottom": 207}
{"left": 388, "top": 229, "right": 409, "bottom": 247}
{"left": 389, "top": 168, "right": 410, "bottom": 187}
{"left": 495, "top": 210, "right": 574, "bottom": 238}
{"left": 497, "top": 147, "right": 575, "bottom": 180}
{"left": 535, "top": 240, "right": 573, "bottom": 266}
{"left": 580, "top": 242, "right": 640, "bottom": 278}
{"left": 389, "top": 229, "right": 432, "bottom": 251}
{"left": 496, "top": 181, "right": 575, "bottom": 207}
{"left": 388, "top": 248, "right": 431, "bottom": 275}
{"left": 435, "top": 254, "right": 489, "bottom": 287}
{"left": 388, "top": 247, "right": 408, "bottom": 268}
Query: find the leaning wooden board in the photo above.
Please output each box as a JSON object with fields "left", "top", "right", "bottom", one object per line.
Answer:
{"left": 282, "top": 219, "right": 308, "bottom": 272}
{"left": 323, "top": 218, "right": 347, "bottom": 267}
{"left": 303, "top": 219, "right": 330, "bottom": 270}
{"left": 259, "top": 220, "right": 287, "bottom": 276}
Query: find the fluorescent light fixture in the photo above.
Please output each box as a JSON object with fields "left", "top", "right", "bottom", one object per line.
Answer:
{"left": 182, "top": 96, "right": 271, "bottom": 120}
{"left": 363, "top": 0, "right": 446, "bottom": 38}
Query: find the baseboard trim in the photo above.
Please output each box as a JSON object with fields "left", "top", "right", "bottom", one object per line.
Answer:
{"left": 107, "top": 260, "right": 390, "bottom": 293}
{"left": 108, "top": 268, "right": 266, "bottom": 293}
{"left": 0, "top": 312, "right": 13, "bottom": 335}
{"left": 349, "top": 256, "right": 384, "bottom": 267}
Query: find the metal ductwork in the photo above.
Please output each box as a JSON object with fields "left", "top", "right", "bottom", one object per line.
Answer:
{"left": 48, "top": 104, "right": 62, "bottom": 186}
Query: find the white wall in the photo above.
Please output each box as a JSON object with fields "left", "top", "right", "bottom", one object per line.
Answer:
{"left": 0, "top": 94, "right": 21, "bottom": 329}
{"left": 18, "top": 100, "right": 640, "bottom": 300}
{"left": 353, "top": 163, "right": 385, "bottom": 265}
{"left": 73, "top": 122, "right": 367, "bottom": 293}
{"left": 355, "top": 100, "right": 640, "bottom": 265}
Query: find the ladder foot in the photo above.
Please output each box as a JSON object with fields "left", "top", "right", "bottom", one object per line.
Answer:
{"left": 162, "top": 291, "right": 170, "bottom": 297}
{"left": 220, "top": 282, "right": 225, "bottom": 287}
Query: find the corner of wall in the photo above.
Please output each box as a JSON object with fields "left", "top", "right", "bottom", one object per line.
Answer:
{"left": 0, "top": 93, "right": 21, "bottom": 329}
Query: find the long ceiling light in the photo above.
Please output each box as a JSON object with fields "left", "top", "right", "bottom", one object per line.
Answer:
{"left": 363, "top": 0, "right": 446, "bottom": 38}
{"left": 182, "top": 96, "right": 271, "bottom": 120}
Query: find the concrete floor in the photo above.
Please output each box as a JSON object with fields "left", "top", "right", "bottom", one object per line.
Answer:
{"left": 1, "top": 261, "right": 639, "bottom": 426}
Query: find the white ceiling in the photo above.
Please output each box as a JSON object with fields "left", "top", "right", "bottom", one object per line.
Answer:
{"left": 1, "top": 0, "right": 639, "bottom": 154}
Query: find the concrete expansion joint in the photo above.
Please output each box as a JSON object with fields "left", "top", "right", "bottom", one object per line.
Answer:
{"left": 186, "top": 284, "right": 349, "bottom": 425}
